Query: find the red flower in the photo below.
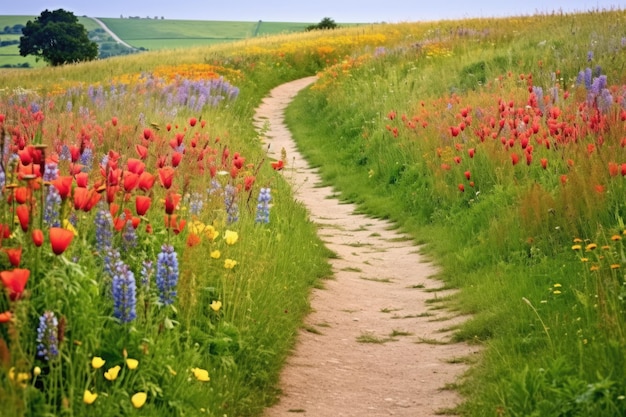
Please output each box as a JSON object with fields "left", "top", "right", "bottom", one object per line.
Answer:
{"left": 111, "top": 116, "right": 118, "bottom": 126}
{"left": 3, "top": 248, "right": 21, "bottom": 267}
{"left": 164, "top": 192, "right": 181, "bottom": 215}
{"left": 453, "top": 156, "right": 461, "bottom": 164}
{"left": 75, "top": 172, "right": 89, "bottom": 188}
{"left": 164, "top": 215, "right": 186, "bottom": 235}
{"left": 143, "top": 128, "right": 153, "bottom": 140}
{"left": 560, "top": 175, "right": 568, "bottom": 185}
{"left": 171, "top": 152, "right": 183, "bottom": 168}
{"left": 135, "top": 196, "right": 152, "bottom": 216}
{"left": 540, "top": 158, "right": 548, "bottom": 170}
{"left": 127, "top": 158, "right": 145, "bottom": 175}
{"left": 135, "top": 145, "right": 148, "bottom": 160}
{"left": 621, "top": 163, "right": 626, "bottom": 177}
{"left": 51, "top": 176, "right": 73, "bottom": 199}
{"left": 0, "top": 268, "right": 30, "bottom": 300}
{"left": 186, "top": 233, "right": 201, "bottom": 247}
{"left": 123, "top": 171, "right": 139, "bottom": 193}
{"left": 158, "top": 167, "right": 175, "bottom": 189}
{"left": 450, "top": 126, "right": 460, "bottom": 137}
{"left": 49, "top": 227, "right": 74, "bottom": 255}
{"left": 464, "top": 171, "right": 471, "bottom": 180}
{"left": 16, "top": 205, "right": 29, "bottom": 232}
{"left": 271, "top": 160, "right": 284, "bottom": 171}
{"left": 189, "top": 117, "right": 197, "bottom": 127}
{"left": 73, "top": 187, "right": 100, "bottom": 211}
{"left": 138, "top": 172, "right": 155, "bottom": 191}
{"left": 609, "top": 162, "right": 619, "bottom": 177}
{"left": 244, "top": 175, "right": 255, "bottom": 191}
{"left": 511, "top": 153, "right": 519, "bottom": 166}
{"left": 468, "top": 148, "right": 475, "bottom": 158}
{"left": 32, "top": 229, "right": 44, "bottom": 247}
{"left": 458, "top": 184, "right": 465, "bottom": 192}
{"left": 14, "top": 187, "right": 30, "bottom": 205}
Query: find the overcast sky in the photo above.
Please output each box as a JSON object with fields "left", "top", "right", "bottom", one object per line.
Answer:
{"left": 3, "top": 0, "right": 623, "bottom": 23}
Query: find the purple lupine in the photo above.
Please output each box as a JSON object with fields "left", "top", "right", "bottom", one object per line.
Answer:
{"left": 255, "top": 187, "right": 272, "bottom": 224}
{"left": 121, "top": 220, "right": 137, "bottom": 251}
{"left": 44, "top": 187, "right": 61, "bottom": 227}
{"left": 224, "top": 184, "right": 239, "bottom": 223}
{"left": 112, "top": 261, "right": 137, "bottom": 323}
{"left": 156, "top": 244, "right": 179, "bottom": 306}
{"left": 36, "top": 311, "right": 59, "bottom": 360}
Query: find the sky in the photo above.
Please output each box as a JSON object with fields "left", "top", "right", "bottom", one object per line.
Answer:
{"left": 2, "top": 0, "right": 624, "bottom": 23}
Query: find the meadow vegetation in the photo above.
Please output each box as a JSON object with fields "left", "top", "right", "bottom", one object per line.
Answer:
{"left": 0, "top": 7, "right": 625, "bottom": 417}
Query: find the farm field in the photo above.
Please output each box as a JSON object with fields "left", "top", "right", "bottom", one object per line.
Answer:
{"left": 0, "top": 6, "right": 625, "bottom": 417}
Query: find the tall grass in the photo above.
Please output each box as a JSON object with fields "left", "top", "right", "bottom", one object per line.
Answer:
{"left": 286, "top": 8, "right": 626, "bottom": 416}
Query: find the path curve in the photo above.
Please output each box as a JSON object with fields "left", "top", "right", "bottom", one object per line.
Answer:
{"left": 255, "top": 77, "right": 479, "bottom": 417}
{"left": 89, "top": 17, "right": 138, "bottom": 50}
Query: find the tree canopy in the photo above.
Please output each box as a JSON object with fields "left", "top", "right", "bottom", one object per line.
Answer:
{"left": 19, "top": 9, "right": 98, "bottom": 66}
{"left": 306, "top": 17, "right": 339, "bottom": 31}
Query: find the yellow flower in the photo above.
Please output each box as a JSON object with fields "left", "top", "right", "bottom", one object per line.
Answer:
{"left": 8, "top": 367, "right": 31, "bottom": 388}
{"left": 210, "top": 300, "right": 222, "bottom": 312}
{"left": 104, "top": 365, "right": 121, "bottom": 381}
{"left": 131, "top": 392, "right": 147, "bottom": 408}
{"left": 571, "top": 245, "right": 582, "bottom": 251}
{"left": 204, "top": 224, "right": 219, "bottom": 241}
{"left": 33, "top": 366, "right": 41, "bottom": 377}
{"left": 126, "top": 358, "right": 139, "bottom": 370}
{"left": 191, "top": 367, "right": 210, "bottom": 382}
{"left": 573, "top": 238, "right": 583, "bottom": 243}
{"left": 224, "top": 259, "right": 237, "bottom": 269}
{"left": 63, "top": 219, "right": 78, "bottom": 237}
{"left": 580, "top": 258, "right": 589, "bottom": 262}
{"left": 553, "top": 283, "right": 562, "bottom": 288}
{"left": 224, "top": 230, "right": 239, "bottom": 245}
{"left": 91, "top": 356, "right": 105, "bottom": 369}
{"left": 590, "top": 265, "right": 600, "bottom": 271}
{"left": 210, "top": 250, "right": 221, "bottom": 259}
{"left": 611, "top": 235, "right": 622, "bottom": 241}
{"left": 601, "top": 245, "right": 610, "bottom": 250}
{"left": 553, "top": 290, "right": 562, "bottom": 295}
{"left": 611, "top": 264, "right": 621, "bottom": 269}
{"left": 83, "top": 390, "right": 98, "bottom": 405}
{"left": 585, "top": 243, "right": 597, "bottom": 251}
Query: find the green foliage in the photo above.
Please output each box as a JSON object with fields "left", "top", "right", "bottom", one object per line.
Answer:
{"left": 19, "top": 9, "right": 98, "bottom": 66}
{"left": 306, "top": 17, "right": 339, "bottom": 31}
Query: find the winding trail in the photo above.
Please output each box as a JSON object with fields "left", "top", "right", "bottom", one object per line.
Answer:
{"left": 255, "top": 77, "right": 479, "bottom": 417}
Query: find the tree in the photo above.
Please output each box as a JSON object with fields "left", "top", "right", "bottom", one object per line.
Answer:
{"left": 306, "top": 17, "right": 339, "bottom": 31}
{"left": 19, "top": 9, "right": 98, "bottom": 66}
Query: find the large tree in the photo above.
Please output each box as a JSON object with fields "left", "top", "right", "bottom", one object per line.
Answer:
{"left": 19, "top": 9, "right": 98, "bottom": 66}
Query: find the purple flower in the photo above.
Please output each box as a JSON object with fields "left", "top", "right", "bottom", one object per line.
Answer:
{"left": 36, "top": 311, "right": 59, "bottom": 360}
{"left": 156, "top": 244, "right": 179, "bottom": 306}
{"left": 255, "top": 187, "right": 272, "bottom": 224}
{"left": 112, "top": 261, "right": 137, "bottom": 323}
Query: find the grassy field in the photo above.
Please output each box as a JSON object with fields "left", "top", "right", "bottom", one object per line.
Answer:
{"left": 0, "top": 8, "right": 625, "bottom": 416}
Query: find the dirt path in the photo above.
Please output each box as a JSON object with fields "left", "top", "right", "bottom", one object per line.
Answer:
{"left": 254, "top": 77, "right": 479, "bottom": 417}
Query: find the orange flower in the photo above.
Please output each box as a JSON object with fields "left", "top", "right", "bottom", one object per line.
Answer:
{"left": 0, "top": 268, "right": 30, "bottom": 300}
{"left": 164, "top": 192, "right": 181, "bottom": 215}
{"left": 0, "top": 310, "right": 12, "bottom": 323}
{"left": 271, "top": 160, "right": 284, "bottom": 171}
{"left": 51, "top": 176, "right": 73, "bottom": 199}
{"left": 49, "top": 227, "right": 74, "bottom": 255}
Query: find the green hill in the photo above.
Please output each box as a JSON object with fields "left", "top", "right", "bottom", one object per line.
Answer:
{"left": 0, "top": 15, "right": 314, "bottom": 68}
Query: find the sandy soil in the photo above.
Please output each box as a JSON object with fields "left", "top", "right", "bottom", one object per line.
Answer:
{"left": 254, "top": 77, "right": 479, "bottom": 417}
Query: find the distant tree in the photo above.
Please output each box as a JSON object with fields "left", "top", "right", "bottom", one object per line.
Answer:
{"left": 306, "top": 17, "right": 339, "bottom": 31}
{"left": 19, "top": 9, "right": 98, "bottom": 66}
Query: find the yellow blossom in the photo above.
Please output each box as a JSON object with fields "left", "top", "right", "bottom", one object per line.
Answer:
{"left": 131, "top": 392, "right": 147, "bottom": 408}
{"left": 585, "top": 243, "right": 597, "bottom": 251}
{"left": 573, "top": 238, "right": 583, "bottom": 243}
{"left": 91, "top": 356, "right": 106, "bottom": 369}
{"left": 553, "top": 283, "right": 562, "bottom": 288}
{"left": 224, "top": 259, "right": 237, "bottom": 269}
{"left": 9, "top": 367, "right": 31, "bottom": 388}
{"left": 224, "top": 230, "right": 239, "bottom": 245}
{"left": 571, "top": 245, "right": 582, "bottom": 251}
{"left": 210, "top": 300, "right": 222, "bottom": 312}
{"left": 611, "top": 235, "right": 622, "bottom": 241}
{"left": 191, "top": 367, "right": 210, "bottom": 382}
{"left": 611, "top": 264, "right": 621, "bottom": 269}
{"left": 91, "top": 356, "right": 105, "bottom": 369}
{"left": 580, "top": 258, "right": 589, "bottom": 262}
{"left": 590, "top": 265, "right": 600, "bottom": 272}
{"left": 63, "top": 219, "right": 78, "bottom": 237}
{"left": 210, "top": 250, "right": 221, "bottom": 259}
{"left": 83, "top": 390, "right": 98, "bottom": 405}
{"left": 553, "top": 290, "right": 562, "bottom": 295}
{"left": 126, "top": 358, "right": 139, "bottom": 370}
{"left": 601, "top": 245, "right": 610, "bottom": 250}
{"left": 33, "top": 366, "right": 41, "bottom": 377}
{"left": 104, "top": 365, "right": 121, "bottom": 381}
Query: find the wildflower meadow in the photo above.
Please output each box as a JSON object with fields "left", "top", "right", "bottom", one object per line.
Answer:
{"left": 1, "top": 7, "right": 626, "bottom": 417}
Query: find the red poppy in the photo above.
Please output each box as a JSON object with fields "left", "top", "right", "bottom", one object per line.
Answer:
{"left": 3, "top": 248, "right": 21, "bottom": 267}
{"left": 271, "top": 160, "right": 284, "bottom": 171}
{"left": 609, "top": 162, "right": 619, "bottom": 177}
{"left": 16, "top": 205, "right": 29, "bottom": 232}
{"left": 14, "top": 187, "right": 30, "bottom": 204}
{"left": 49, "top": 227, "right": 74, "bottom": 255}
{"left": 111, "top": 116, "right": 118, "bottom": 126}
{"left": 0, "top": 310, "right": 11, "bottom": 323}
{"left": 0, "top": 224, "right": 10, "bottom": 240}
{"left": 468, "top": 148, "right": 475, "bottom": 158}
{"left": 464, "top": 171, "right": 471, "bottom": 181}
{"left": 164, "top": 215, "right": 186, "bottom": 235}
{"left": 51, "top": 176, "right": 73, "bottom": 199}
{"left": 511, "top": 153, "right": 520, "bottom": 166}
{"left": 458, "top": 184, "right": 465, "bottom": 192}
{"left": 127, "top": 158, "right": 145, "bottom": 175}
{"left": 189, "top": 117, "right": 197, "bottom": 127}
{"left": 171, "top": 152, "right": 183, "bottom": 168}
{"left": 69, "top": 146, "right": 81, "bottom": 162}
{"left": 186, "top": 233, "right": 201, "bottom": 247}
{"left": 450, "top": 126, "right": 460, "bottom": 137}
{"left": 164, "top": 192, "right": 181, "bottom": 215}
{"left": 158, "top": 167, "right": 176, "bottom": 189}
{"left": 621, "top": 163, "right": 626, "bottom": 177}
{"left": 123, "top": 171, "right": 139, "bottom": 193}
{"left": 143, "top": 128, "right": 153, "bottom": 140}
{"left": 32, "top": 229, "right": 44, "bottom": 247}
{"left": 135, "top": 145, "right": 148, "bottom": 160}
{"left": 75, "top": 172, "right": 89, "bottom": 188}
{"left": 244, "top": 175, "right": 255, "bottom": 191}
{"left": 0, "top": 268, "right": 30, "bottom": 300}
{"left": 135, "top": 196, "right": 152, "bottom": 216}
{"left": 540, "top": 158, "right": 548, "bottom": 170}
{"left": 138, "top": 172, "right": 155, "bottom": 191}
